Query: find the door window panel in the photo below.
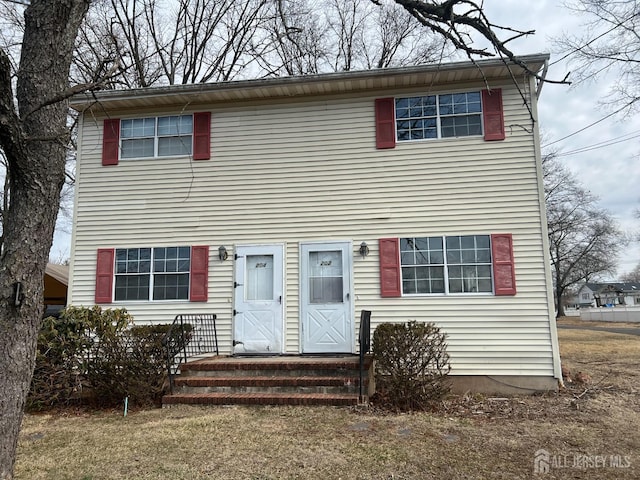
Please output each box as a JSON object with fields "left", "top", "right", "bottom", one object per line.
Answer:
{"left": 246, "top": 255, "right": 274, "bottom": 301}
{"left": 308, "top": 250, "right": 343, "bottom": 303}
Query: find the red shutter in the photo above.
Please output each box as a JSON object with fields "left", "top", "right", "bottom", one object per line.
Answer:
{"left": 482, "top": 89, "right": 505, "bottom": 141}
{"left": 379, "top": 238, "right": 401, "bottom": 297}
{"left": 190, "top": 245, "right": 209, "bottom": 302}
{"left": 375, "top": 98, "right": 396, "bottom": 149}
{"left": 491, "top": 233, "right": 516, "bottom": 296}
{"left": 102, "top": 119, "right": 120, "bottom": 166}
{"left": 95, "top": 248, "right": 115, "bottom": 303}
{"left": 193, "top": 112, "right": 211, "bottom": 160}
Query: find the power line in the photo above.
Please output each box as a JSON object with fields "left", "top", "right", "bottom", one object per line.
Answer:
{"left": 554, "top": 130, "right": 640, "bottom": 158}
{"left": 556, "top": 131, "right": 640, "bottom": 156}
{"left": 541, "top": 103, "right": 632, "bottom": 148}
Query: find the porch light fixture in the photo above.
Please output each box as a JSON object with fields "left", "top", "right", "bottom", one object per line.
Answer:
{"left": 359, "top": 242, "right": 369, "bottom": 258}
{"left": 218, "top": 245, "right": 228, "bottom": 261}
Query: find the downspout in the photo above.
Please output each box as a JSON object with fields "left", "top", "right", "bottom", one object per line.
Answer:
{"left": 530, "top": 68, "right": 564, "bottom": 387}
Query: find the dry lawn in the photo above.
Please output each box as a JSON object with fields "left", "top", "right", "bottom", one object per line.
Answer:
{"left": 15, "top": 325, "right": 639, "bottom": 480}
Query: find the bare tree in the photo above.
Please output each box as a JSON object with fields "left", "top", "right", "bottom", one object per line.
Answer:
{"left": 327, "top": 0, "right": 368, "bottom": 72}
{"left": 72, "top": 0, "right": 273, "bottom": 87}
{"left": 380, "top": 0, "right": 570, "bottom": 85}
{"left": 257, "top": 0, "right": 329, "bottom": 76}
{"left": 0, "top": 0, "right": 92, "bottom": 476}
{"left": 0, "top": 1, "right": 567, "bottom": 477}
{"left": 368, "top": 1, "right": 447, "bottom": 68}
{"left": 328, "top": 0, "right": 450, "bottom": 70}
{"left": 60, "top": 0, "right": 569, "bottom": 90}
{"left": 256, "top": 0, "right": 450, "bottom": 76}
{"left": 620, "top": 263, "right": 640, "bottom": 283}
{"left": 556, "top": 0, "right": 640, "bottom": 113}
{"left": 543, "top": 153, "right": 626, "bottom": 317}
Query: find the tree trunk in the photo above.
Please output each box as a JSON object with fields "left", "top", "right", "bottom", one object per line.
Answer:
{"left": 555, "top": 282, "right": 566, "bottom": 318}
{"left": 0, "top": 1, "right": 89, "bottom": 478}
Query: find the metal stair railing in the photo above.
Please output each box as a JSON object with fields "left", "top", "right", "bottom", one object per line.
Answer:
{"left": 163, "top": 313, "right": 219, "bottom": 393}
{"left": 358, "top": 309, "right": 371, "bottom": 403}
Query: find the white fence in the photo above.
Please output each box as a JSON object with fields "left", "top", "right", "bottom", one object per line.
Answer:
{"left": 579, "top": 306, "right": 640, "bottom": 323}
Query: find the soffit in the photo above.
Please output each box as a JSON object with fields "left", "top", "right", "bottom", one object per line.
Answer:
{"left": 70, "top": 54, "right": 549, "bottom": 113}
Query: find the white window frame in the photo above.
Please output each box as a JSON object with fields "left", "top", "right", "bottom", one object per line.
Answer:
{"left": 395, "top": 91, "right": 483, "bottom": 142}
{"left": 400, "top": 235, "right": 493, "bottom": 296}
{"left": 114, "top": 246, "right": 191, "bottom": 302}
{"left": 120, "top": 115, "right": 193, "bottom": 160}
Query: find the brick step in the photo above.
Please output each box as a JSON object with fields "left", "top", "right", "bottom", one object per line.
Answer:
{"left": 173, "top": 375, "right": 366, "bottom": 394}
{"left": 180, "top": 357, "right": 370, "bottom": 378}
{"left": 163, "top": 355, "right": 374, "bottom": 407}
{"left": 180, "top": 367, "right": 363, "bottom": 378}
{"left": 162, "top": 392, "right": 360, "bottom": 406}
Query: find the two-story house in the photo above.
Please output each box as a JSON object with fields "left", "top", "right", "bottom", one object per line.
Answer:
{"left": 68, "top": 53, "right": 561, "bottom": 394}
{"left": 577, "top": 282, "right": 640, "bottom": 307}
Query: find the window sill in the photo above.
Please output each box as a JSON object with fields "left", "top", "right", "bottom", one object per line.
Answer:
{"left": 401, "top": 292, "right": 495, "bottom": 297}
{"left": 111, "top": 299, "right": 191, "bottom": 304}
{"left": 396, "top": 134, "right": 483, "bottom": 144}
{"left": 119, "top": 154, "right": 193, "bottom": 162}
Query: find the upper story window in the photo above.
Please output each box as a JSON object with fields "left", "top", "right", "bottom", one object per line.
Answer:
{"left": 401, "top": 235, "right": 492, "bottom": 295}
{"left": 120, "top": 115, "right": 193, "bottom": 159}
{"left": 395, "top": 92, "right": 482, "bottom": 141}
{"left": 115, "top": 246, "right": 191, "bottom": 301}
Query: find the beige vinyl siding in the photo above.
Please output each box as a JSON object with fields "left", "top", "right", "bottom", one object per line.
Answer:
{"left": 70, "top": 79, "right": 556, "bottom": 377}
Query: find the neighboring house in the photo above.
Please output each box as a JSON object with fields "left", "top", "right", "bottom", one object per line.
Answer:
{"left": 577, "top": 282, "right": 640, "bottom": 307}
{"left": 68, "top": 53, "right": 561, "bottom": 393}
{"left": 44, "top": 263, "right": 69, "bottom": 317}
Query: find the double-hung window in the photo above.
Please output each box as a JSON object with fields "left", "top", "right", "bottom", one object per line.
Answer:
{"left": 401, "top": 235, "right": 492, "bottom": 294}
{"left": 120, "top": 115, "right": 193, "bottom": 159}
{"left": 115, "top": 246, "right": 191, "bottom": 301}
{"left": 395, "top": 92, "right": 482, "bottom": 141}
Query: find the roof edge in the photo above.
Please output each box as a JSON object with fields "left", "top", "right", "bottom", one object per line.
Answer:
{"left": 70, "top": 53, "right": 550, "bottom": 111}
{"left": 45, "top": 263, "right": 69, "bottom": 286}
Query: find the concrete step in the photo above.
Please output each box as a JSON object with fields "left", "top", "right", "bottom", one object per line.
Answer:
{"left": 162, "top": 391, "right": 360, "bottom": 406}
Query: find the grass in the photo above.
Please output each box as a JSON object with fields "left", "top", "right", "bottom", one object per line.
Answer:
{"left": 15, "top": 326, "right": 640, "bottom": 479}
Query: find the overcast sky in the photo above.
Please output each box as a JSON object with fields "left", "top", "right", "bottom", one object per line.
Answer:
{"left": 480, "top": 0, "right": 640, "bottom": 276}
{"left": 51, "top": 0, "right": 640, "bottom": 277}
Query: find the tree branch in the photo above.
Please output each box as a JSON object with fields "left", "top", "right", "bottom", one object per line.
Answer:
{"left": 374, "top": 0, "right": 570, "bottom": 85}
{"left": 21, "top": 60, "right": 121, "bottom": 120}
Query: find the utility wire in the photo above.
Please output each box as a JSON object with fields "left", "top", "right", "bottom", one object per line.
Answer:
{"left": 541, "top": 103, "right": 632, "bottom": 148}
{"left": 564, "top": 129, "right": 640, "bottom": 152}
{"left": 554, "top": 130, "right": 640, "bottom": 158}
{"left": 557, "top": 131, "right": 640, "bottom": 156}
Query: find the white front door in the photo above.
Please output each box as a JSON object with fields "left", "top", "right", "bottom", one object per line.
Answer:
{"left": 301, "top": 242, "right": 353, "bottom": 353}
{"left": 234, "top": 245, "right": 284, "bottom": 354}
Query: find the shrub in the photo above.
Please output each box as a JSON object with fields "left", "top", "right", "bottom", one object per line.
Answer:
{"left": 87, "top": 324, "right": 168, "bottom": 408}
{"left": 372, "top": 321, "right": 451, "bottom": 411}
{"left": 27, "top": 314, "right": 92, "bottom": 410}
{"left": 28, "top": 306, "right": 189, "bottom": 410}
